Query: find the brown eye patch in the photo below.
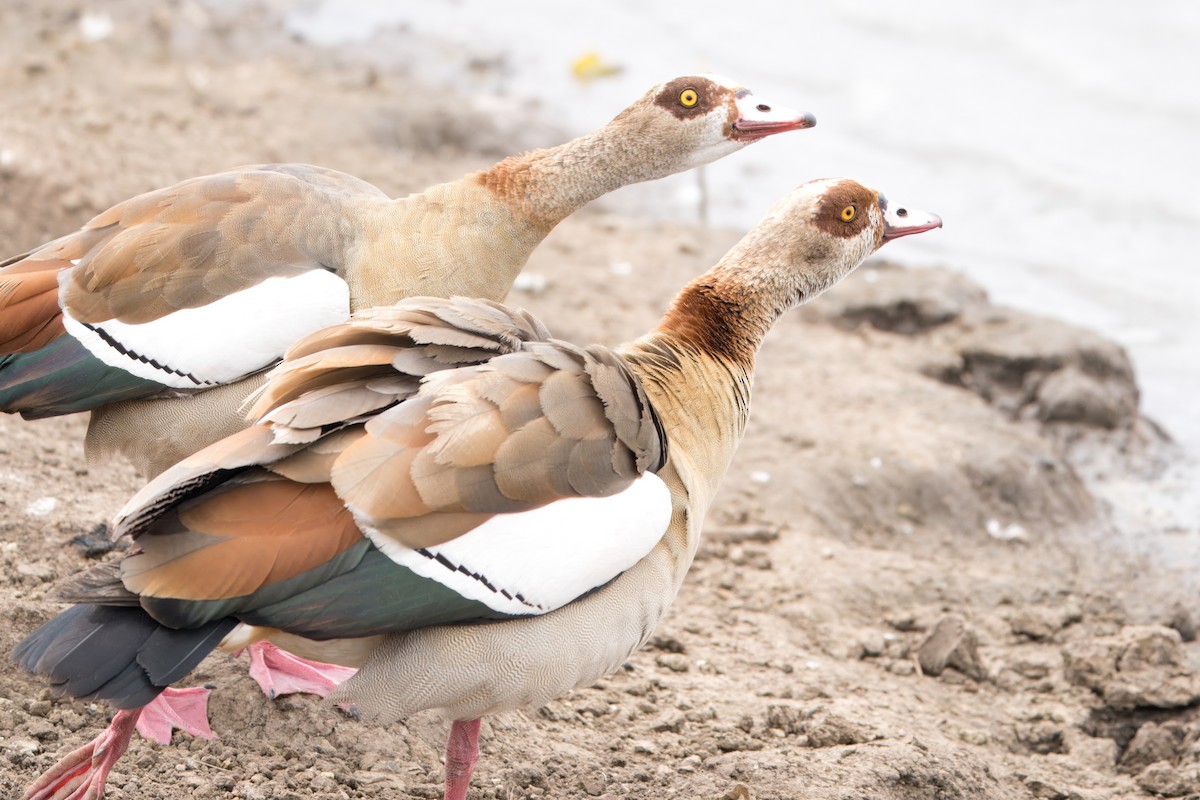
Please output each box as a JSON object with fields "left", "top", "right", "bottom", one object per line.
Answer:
{"left": 812, "top": 182, "right": 877, "bottom": 239}
{"left": 654, "top": 76, "right": 724, "bottom": 119}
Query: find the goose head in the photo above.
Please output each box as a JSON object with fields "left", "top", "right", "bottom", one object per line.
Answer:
{"left": 782, "top": 177, "right": 941, "bottom": 306}
{"left": 717, "top": 177, "right": 943, "bottom": 313}
{"left": 610, "top": 73, "right": 816, "bottom": 175}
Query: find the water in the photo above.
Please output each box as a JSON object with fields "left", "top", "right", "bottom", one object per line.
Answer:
{"left": 287, "top": 1, "right": 1200, "bottom": 544}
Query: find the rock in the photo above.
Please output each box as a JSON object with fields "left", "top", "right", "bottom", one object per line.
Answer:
{"left": 26, "top": 699, "right": 52, "bottom": 717}
{"left": 857, "top": 630, "right": 886, "bottom": 658}
{"left": 1036, "top": 366, "right": 1135, "bottom": 429}
{"left": 1009, "top": 602, "right": 1081, "bottom": 640}
{"left": 801, "top": 261, "right": 987, "bottom": 334}
{"left": 1005, "top": 652, "right": 1057, "bottom": 681}
{"left": 1164, "top": 604, "right": 1196, "bottom": 643}
{"left": 651, "top": 712, "right": 686, "bottom": 734}
{"left": 1061, "top": 728, "right": 1117, "bottom": 771}
{"left": 579, "top": 771, "right": 607, "bottom": 796}
{"left": 705, "top": 525, "right": 781, "bottom": 544}
{"left": 2, "top": 738, "right": 40, "bottom": 757}
{"left": 647, "top": 634, "right": 685, "bottom": 653}
{"left": 25, "top": 720, "right": 57, "bottom": 741}
{"left": 351, "top": 771, "right": 406, "bottom": 790}
{"left": 15, "top": 562, "right": 56, "bottom": 582}
{"left": 715, "top": 736, "right": 764, "bottom": 753}
{"left": 1015, "top": 720, "right": 1065, "bottom": 754}
{"left": 802, "top": 713, "right": 876, "bottom": 748}
{"left": 941, "top": 305, "right": 1139, "bottom": 430}
{"left": 885, "top": 611, "right": 922, "bottom": 633}
{"left": 917, "top": 615, "right": 987, "bottom": 680}
{"left": 764, "top": 705, "right": 805, "bottom": 735}
{"left": 1061, "top": 626, "right": 1200, "bottom": 710}
{"left": 1136, "top": 762, "right": 1200, "bottom": 797}
{"left": 728, "top": 546, "right": 772, "bottom": 570}
{"left": 1061, "top": 639, "right": 1120, "bottom": 692}
{"left": 1009, "top": 608, "right": 1060, "bottom": 641}
{"left": 655, "top": 654, "right": 690, "bottom": 673}
{"left": 958, "top": 728, "right": 991, "bottom": 746}
{"left": 1120, "top": 721, "right": 1188, "bottom": 774}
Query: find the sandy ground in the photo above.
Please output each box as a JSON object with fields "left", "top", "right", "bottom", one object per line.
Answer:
{"left": 2, "top": 3, "right": 1198, "bottom": 799}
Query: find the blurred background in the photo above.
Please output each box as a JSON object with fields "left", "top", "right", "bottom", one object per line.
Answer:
{"left": 284, "top": 0, "right": 1200, "bottom": 459}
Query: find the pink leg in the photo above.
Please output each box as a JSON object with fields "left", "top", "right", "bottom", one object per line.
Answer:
{"left": 22, "top": 708, "right": 141, "bottom": 800}
{"left": 244, "top": 641, "right": 357, "bottom": 699}
{"left": 443, "top": 718, "right": 482, "bottom": 800}
{"left": 136, "top": 687, "right": 217, "bottom": 745}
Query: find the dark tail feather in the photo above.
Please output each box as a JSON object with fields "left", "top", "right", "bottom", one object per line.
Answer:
{"left": 12, "top": 605, "right": 236, "bottom": 709}
{"left": 50, "top": 561, "right": 140, "bottom": 605}
{"left": 139, "top": 622, "right": 236, "bottom": 686}
{"left": 0, "top": 335, "right": 169, "bottom": 418}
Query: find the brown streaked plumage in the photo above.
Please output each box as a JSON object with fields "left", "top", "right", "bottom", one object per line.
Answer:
{"left": 0, "top": 75, "right": 815, "bottom": 478}
{"left": 14, "top": 178, "right": 940, "bottom": 800}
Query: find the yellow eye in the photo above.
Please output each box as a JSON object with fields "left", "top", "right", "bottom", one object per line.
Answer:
{"left": 840, "top": 205, "right": 857, "bottom": 222}
{"left": 679, "top": 88, "right": 699, "bottom": 108}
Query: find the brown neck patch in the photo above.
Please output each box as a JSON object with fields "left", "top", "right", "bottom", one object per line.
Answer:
{"left": 473, "top": 154, "right": 558, "bottom": 231}
{"left": 655, "top": 280, "right": 758, "bottom": 366}
{"left": 476, "top": 154, "right": 532, "bottom": 199}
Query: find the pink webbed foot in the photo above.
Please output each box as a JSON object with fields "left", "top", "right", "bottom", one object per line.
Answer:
{"left": 244, "top": 641, "right": 357, "bottom": 699}
{"left": 23, "top": 708, "right": 141, "bottom": 800}
{"left": 136, "top": 686, "right": 217, "bottom": 745}
{"left": 443, "top": 718, "right": 482, "bottom": 800}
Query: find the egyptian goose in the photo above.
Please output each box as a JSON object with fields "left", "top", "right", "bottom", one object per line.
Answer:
{"left": 0, "top": 74, "right": 814, "bottom": 478}
{"left": 14, "top": 178, "right": 941, "bottom": 800}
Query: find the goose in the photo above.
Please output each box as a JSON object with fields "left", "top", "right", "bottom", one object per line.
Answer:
{"left": 0, "top": 74, "right": 814, "bottom": 479}
{"left": 0, "top": 73, "right": 817, "bottom": 747}
{"left": 13, "top": 177, "right": 941, "bottom": 800}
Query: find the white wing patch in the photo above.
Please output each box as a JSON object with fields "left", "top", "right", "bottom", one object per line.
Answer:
{"left": 61, "top": 271, "right": 350, "bottom": 389}
{"left": 364, "top": 473, "right": 672, "bottom": 616}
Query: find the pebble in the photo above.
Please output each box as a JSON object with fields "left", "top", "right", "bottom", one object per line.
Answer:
{"left": 579, "top": 772, "right": 606, "bottom": 796}
{"left": 656, "top": 654, "right": 689, "bottom": 673}
{"left": 79, "top": 12, "right": 114, "bottom": 42}
{"left": 1009, "top": 607, "right": 1063, "bottom": 640}
{"left": 310, "top": 771, "right": 339, "bottom": 792}
{"left": 985, "top": 518, "right": 1027, "bottom": 541}
{"left": 958, "top": 729, "right": 991, "bottom": 746}
{"left": 858, "top": 631, "right": 886, "bottom": 658}
{"left": 651, "top": 712, "right": 686, "bottom": 733}
{"left": 512, "top": 272, "right": 548, "bottom": 294}
{"left": 917, "top": 615, "right": 986, "bottom": 680}
{"left": 3, "top": 738, "right": 40, "bottom": 756}
{"left": 1136, "top": 762, "right": 1200, "bottom": 797}
{"left": 24, "top": 497, "right": 58, "bottom": 517}
{"left": 26, "top": 720, "right": 57, "bottom": 741}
